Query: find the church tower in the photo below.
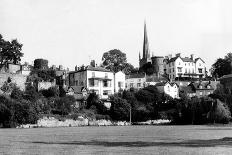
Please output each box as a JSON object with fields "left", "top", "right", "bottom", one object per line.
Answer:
{"left": 139, "top": 22, "right": 151, "bottom": 68}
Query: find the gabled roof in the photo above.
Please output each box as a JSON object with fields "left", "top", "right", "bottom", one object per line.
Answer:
{"left": 168, "top": 57, "right": 179, "bottom": 63}
{"left": 188, "top": 81, "right": 214, "bottom": 90}
{"left": 195, "top": 58, "right": 205, "bottom": 63}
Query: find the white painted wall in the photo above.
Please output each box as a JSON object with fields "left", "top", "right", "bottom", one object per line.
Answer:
{"left": 114, "top": 71, "right": 125, "bottom": 93}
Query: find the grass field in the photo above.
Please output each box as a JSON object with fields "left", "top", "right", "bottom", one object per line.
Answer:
{"left": 1, "top": 125, "right": 232, "bottom": 155}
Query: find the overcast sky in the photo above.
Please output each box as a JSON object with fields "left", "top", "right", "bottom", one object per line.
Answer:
{"left": 1, "top": 0, "right": 232, "bottom": 71}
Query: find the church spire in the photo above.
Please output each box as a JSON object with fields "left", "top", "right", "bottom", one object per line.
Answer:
{"left": 143, "top": 21, "right": 150, "bottom": 59}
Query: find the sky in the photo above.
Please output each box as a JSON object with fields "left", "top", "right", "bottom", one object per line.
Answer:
{"left": 1, "top": 0, "right": 232, "bottom": 71}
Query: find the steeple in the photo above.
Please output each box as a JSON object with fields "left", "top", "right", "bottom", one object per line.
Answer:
{"left": 143, "top": 21, "right": 150, "bottom": 59}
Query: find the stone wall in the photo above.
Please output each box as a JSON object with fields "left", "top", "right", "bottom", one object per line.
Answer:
{"left": 0, "top": 73, "right": 27, "bottom": 90}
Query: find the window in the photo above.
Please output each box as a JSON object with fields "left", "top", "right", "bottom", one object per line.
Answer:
{"left": 167, "top": 86, "right": 170, "bottom": 92}
{"left": 90, "top": 89, "right": 99, "bottom": 95}
{"left": 118, "top": 82, "right": 123, "bottom": 88}
{"left": 177, "top": 67, "right": 182, "bottom": 72}
{"left": 185, "top": 69, "right": 187, "bottom": 73}
{"left": 207, "top": 85, "right": 210, "bottom": 89}
{"left": 173, "top": 68, "right": 174, "bottom": 72}
{"left": 199, "top": 85, "right": 202, "bottom": 89}
{"left": 185, "top": 63, "right": 186, "bottom": 66}
{"left": 89, "top": 79, "right": 99, "bottom": 87}
{"left": 105, "top": 73, "right": 108, "bottom": 78}
{"left": 103, "top": 90, "right": 111, "bottom": 95}
{"left": 130, "top": 83, "right": 134, "bottom": 88}
{"left": 169, "top": 63, "right": 171, "bottom": 67}
{"left": 103, "top": 80, "right": 111, "bottom": 87}
{"left": 198, "top": 68, "right": 203, "bottom": 73}
{"left": 92, "top": 72, "right": 95, "bottom": 77}
{"left": 138, "top": 79, "right": 141, "bottom": 82}
{"left": 75, "top": 80, "right": 78, "bottom": 86}
{"left": 179, "top": 62, "right": 181, "bottom": 65}
{"left": 137, "top": 83, "right": 141, "bottom": 87}
{"left": 199, "top": 63, "right": 201, "bottom": 66}
{"left": 199, "top": 91, "right": 203, "bottom": 96}
{"left": 192, "top": 69, "right": 194, "bottom": 73}
{"left": 189, "top": 63, "right": 190, "bottom": 66}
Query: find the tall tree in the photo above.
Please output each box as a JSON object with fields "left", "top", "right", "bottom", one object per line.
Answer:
{"left": 0, "top": 34, "right": 23, "bottom": 65}
{"left": 211, "top": 53, "right": 232, "bottom": 78}
{"left": 101, "top": 49, "right": 135, "bottom": 74}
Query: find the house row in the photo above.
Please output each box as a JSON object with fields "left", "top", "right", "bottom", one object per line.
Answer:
{"left": 67, "top": 63, "right": 125, "bottom": 100}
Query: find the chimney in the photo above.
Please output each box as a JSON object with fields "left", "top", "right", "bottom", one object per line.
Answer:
{"left": 59, "top": 65, "right": 63, "bottom": 70}
{"left": 165, "top": 56, "right": 169, "bottom": 60}
{"left": 75, "top": 65, "right": 78, "bottom": 71}
{"left": 168, "top": 54, "right": 172, "bottom": 59}
{"left": 190, "top": 54, "right": 195, "bottom": 60}
{"left": 176, "top": 53, "right": 181, "bottom": 57}
{"left": 90, "top": 60, "right": 96, "bottom": 67}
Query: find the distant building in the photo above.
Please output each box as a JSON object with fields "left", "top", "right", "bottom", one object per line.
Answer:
{"left": 184, "top": 81, "right": 215, "bottom": 98}
{"left": 68, "top": 63, "right": 114, "bottom": 100}
{"left": 125, "top": 74, "right": 146, "bottom": 90}
{"left": 164, "top": 53, "right": 206, "bottom": 81}
{"left": 138, "top": 22, "right": 164, "bottom": 76}
{"left": 156, "top": 82, "right": 179, "bottom": 99}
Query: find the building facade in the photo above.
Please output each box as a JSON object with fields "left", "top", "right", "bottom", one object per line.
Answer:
{"left": 69, "top": 65, "right": 114, "bottom": 100}
{"left": 156, "top": 82, "right": 179, "bottom": 99}
{"left": 114, "top": 71, "right": 126, "bottom": 93}
{"left": 125, "top": 74, "right": 146, "bottom": 90}
{"left": 164, "top": 53, "right": 206, "bottom": 81}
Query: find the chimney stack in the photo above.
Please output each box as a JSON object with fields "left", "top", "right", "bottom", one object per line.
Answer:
{"left": 176, "top": 53, "right": 181, "bottom": 57}
{"left": 90, "top": 60, "right": 96, "bottom": 67}
{"left": 190, "top": 54, "right": 195, "bottom": 60}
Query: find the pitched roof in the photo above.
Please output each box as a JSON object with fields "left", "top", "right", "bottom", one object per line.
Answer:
{"left": 181, "top": 57, "right": 194, "bottom": 62}
{"left": 168, "top": 57, "right": 179, "bottom": 63}
{"left": 86, "top": 65, "right": 111, "bottom": 72}
{"left": 195, "top": 58, "right": 205, "bottom": 63}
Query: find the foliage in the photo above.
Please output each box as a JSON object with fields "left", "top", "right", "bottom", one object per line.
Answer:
{"left": 40, "top": 86, "right": 59, "bottom": 98}
{"left": 101, "top": 49, "right": 135, "bottom": 74}
{"left": 86, "top": 93, "right": 108, "bottom": 114}
{"left": 139, "top": 63, "right": 155, "bottom": 75}
{"left": 53, "top": 95, "right": 76, "bottom": 115}
{"left": 10, "top": 87, "right": 23, "bottom": 100}
{"left": 109, "top": 95, "right": 130, "bottom": 121}
{"left": 23, "top": 84, "right": 41, "bottom": 102}
{"left": 30, "top": 69, "right": 56, "bottom": 82}
{"left": 0, "top": 95, "right": 38, "bottom": 128}
{"left": 207, "top": 99, "right": 231, "bottom": 123}
{"left": 0, "top": 34, "right": 23, "bottom": 65}
{"left": 0, "top": 78, "right": 17, "bottom": 94}
{"left": 211, "top": 53, "right": 232, "bottom": 78}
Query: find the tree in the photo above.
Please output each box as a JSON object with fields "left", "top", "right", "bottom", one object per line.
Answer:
{"left": 54, "top": 95, "right": 76, "bottom": 115}
{"left": 0, "top": 78, "right": 17, "bottom": 94}
{"left": 211, "top": 53, "right": 232, "bottom": 78}
{"left": 40, "top": 86, "right": 59, "bottom": 98}
{"left": 0, "top": 34, "right": 23, "bottom": 65}
{"left": 110, "top": 95, "right": 130, "bottom": 121}
{"left": 101, "top": 49, "right": 135, "bottom": 74}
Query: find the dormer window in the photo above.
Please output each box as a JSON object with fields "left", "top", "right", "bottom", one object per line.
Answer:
{"left": 199, "top": 85, "right": 202, "bottom": 89}
{"left": 207, "top": 85, "right": 210, "bottom": 89}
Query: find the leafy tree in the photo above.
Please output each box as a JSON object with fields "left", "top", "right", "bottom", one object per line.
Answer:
{"left": 0, "top": 34, "right": 23, "bottom": 65}
{"left": 212, "top": 53, "right": 232, "bottom": 78}
{"left": 101, "top": 49, "right": 135, "bottom": 74}
{"left": 0, "top": 78, "right": 17, "bottom": 94}
{"left": 109, "top": 95, "right": 130, "bottom": 121}
{"left": 10, "top": 87, "right": 23, "bottom": 100}
{"left": 40, "top": 86, "right": 59, "bottom": 98}
{"left": 54, "top": 95, "right": 76, "bottom": 115}
{"left": 139, "top": 62, "right": 155, "bottom": 75}
{"left": 23, "top": 84, "right": 41, "bottom": 102}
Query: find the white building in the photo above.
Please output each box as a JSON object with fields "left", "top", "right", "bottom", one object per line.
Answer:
{"left": 125, "top": 74, "right": 146, "bottom": 90}
{"left": 156, "top": 82, "right": 179, "bottom": 99}
{"left": 164, "top": 53, "right": 206, "bottom": 81}
{"left": 69, "top": 65, "right": 114, "bottom": 100}
{"left": 114, "top": 71, "right": 126, "bottom": 93}
{"left": 68, "top": 64, "right": 126, "bottom": 100}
